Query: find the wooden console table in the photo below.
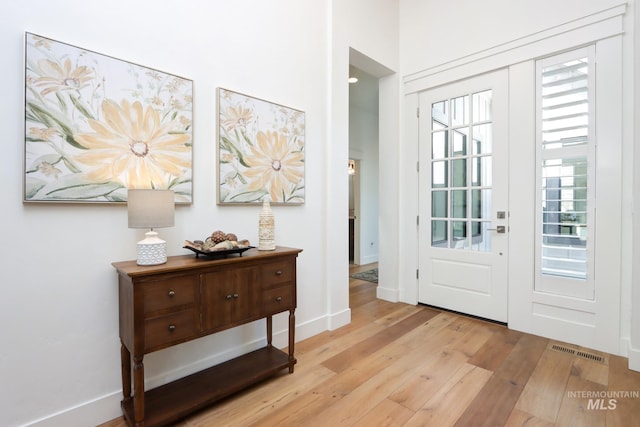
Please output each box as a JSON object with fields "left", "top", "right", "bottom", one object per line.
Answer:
{"left": 113, "top": 246, "right": 302, "bottom": 427}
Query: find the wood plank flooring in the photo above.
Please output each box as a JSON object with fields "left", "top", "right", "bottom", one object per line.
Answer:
{"left": 100, "top": 263, "right": 640, "bottom": 427}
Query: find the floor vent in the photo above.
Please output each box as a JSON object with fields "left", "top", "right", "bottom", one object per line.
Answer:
{"left": 550, "top": 343, "right": 576, "bottom": 355}
{"left": 576, "top": 350, "right": 606, "bottom": 364}
{"left": 548, "top": 343, "right": 608, "bottom": 365}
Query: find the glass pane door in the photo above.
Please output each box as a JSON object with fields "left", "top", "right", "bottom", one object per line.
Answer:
{"left": 430, "top": 90, "right": 494, "bottom": 252}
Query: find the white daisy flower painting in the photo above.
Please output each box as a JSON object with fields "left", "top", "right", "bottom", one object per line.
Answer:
{"left": 24, "top": 32, "right": 193, "bottom": 203}
{"left": 217, "top": 88, "right": 305, "bottom": 204}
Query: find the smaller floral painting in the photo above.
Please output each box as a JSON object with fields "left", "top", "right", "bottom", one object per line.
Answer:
{"left": 217, "top": 88, "right": 305, "bottom": 204}
{"left": 24, "top": 33, "right": 193, "bottom": 203}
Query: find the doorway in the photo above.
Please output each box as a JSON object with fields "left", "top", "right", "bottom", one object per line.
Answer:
{"left": 418, "top": 69, "right": 509, "bottom": 323}
{"left": 348, "top": 64, "right": 379, "bottom": 266}
{"left": 348, "top": 158, "right": 359, "bottom": 263}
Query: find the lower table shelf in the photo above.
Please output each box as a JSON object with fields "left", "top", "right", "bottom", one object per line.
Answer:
{"left": 122, "top": 346, "right": 295, "bottom": 427}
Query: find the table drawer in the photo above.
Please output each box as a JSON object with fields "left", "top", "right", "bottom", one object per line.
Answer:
{"left": 143, "top": 276, "right": 196, "bottom": 314}
{"left": 260, "top": 260, "right": 294, "bottom": 289}
{"left": 262, "top": 284, "right": 294, "bottom": 315}
{"left": 145, "top": 309, "right": 197, "bottom": 351}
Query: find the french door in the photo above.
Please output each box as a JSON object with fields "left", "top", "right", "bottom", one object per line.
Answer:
{"left": 418, "top": 69, "right": 509, "bottom": 322}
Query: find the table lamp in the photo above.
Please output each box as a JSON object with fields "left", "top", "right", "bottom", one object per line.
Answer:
{"left": 127, "top": 189, "right": 175, "bottom": 265}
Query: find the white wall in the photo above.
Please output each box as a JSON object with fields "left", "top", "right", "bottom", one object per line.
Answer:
{"left": 332, "top": 0, "right": 399, "bottom": 304}
{"left": 330, "top": 0, "right": 399, "bottom": 309}
{"left": 1, "top": 1, "right": 336, "bottom": 425}
{"left": 2, "top": 0, "right": 402, "bottom": 424}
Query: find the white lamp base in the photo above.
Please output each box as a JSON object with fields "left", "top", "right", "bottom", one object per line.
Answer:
{"left": 137, "top": 230, "right": 167, "bottom": 266}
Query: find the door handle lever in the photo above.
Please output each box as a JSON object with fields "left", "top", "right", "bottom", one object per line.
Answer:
{"left": 487, "top": 225, "right": 506, "bottom": 233}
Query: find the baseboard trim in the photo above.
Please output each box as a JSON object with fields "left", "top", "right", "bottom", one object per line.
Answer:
{"left": 359, "top": 254, "right": 379, "bottom": 265}
{"left": 26, "top": 391, "right": 122, "bottom": 427}
{"left": 327, "top": 307, "right": 351, "bottom": 331}
{"left": 376, "top": 285, "right": 399, "bottom": 302}
{"left": 291, "top": 313, "right": 332, "bottom": 341}
{"left": 27, "top": 316, "right": 336, "bottom": 427}
{"left": 629, "top": 341, "right": 640, "bottom": 372}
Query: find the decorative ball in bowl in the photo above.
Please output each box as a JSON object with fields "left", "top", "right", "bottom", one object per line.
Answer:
{"left": 184, "top": 230, "right": 252, "bottom": 258}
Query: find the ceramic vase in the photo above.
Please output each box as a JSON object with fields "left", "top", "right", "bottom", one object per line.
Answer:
{"left": 258, "top": 198, "right": 276, "bottom": 250}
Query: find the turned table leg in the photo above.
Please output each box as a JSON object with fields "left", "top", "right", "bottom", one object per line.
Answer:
{"left": 266, "top": 315, "right": 273, "bottom": 348}
{"left": 289, "top": 309, "right": 296, "bottom": 373}
{"left": 121, "top": 343, "right": 131, "bottom": 401}
{"left": 133, "top": 355, "right": 145, "bottom": 426}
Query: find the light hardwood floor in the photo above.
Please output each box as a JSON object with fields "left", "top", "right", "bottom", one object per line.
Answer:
{"left": 100, "top": 263, "right": 640, "bottom": 426}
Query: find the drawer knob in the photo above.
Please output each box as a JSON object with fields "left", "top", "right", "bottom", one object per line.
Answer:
{"left": 233, "top": 293, "right": 239, "bottom": 299}
{"left": 226, "top": 294, "right": 233, "bottom": 300}
{"left": 275, "top": 270, "right": 283, "bottom": 276}
{"left": 168, "top": 290, "right": 175, "bottom": 297}
{"left": 168, "top": 324, "right": 176, "bottom": 332}
{"left": 276, "top": 296, "right": 283, "bottom": 302}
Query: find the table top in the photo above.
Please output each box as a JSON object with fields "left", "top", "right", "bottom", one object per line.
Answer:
{"left": 112, "top": 246, "right": 303, "bottom": 276}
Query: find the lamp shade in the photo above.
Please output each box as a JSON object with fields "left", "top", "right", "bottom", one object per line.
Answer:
{"left": 127, "top": 189, "right": 175, "bottom": 229}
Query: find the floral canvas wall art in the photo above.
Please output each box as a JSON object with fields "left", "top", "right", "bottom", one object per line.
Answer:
{"left": 24, "top": 33, "right": 193, "bottom": 203}
{"left": 217, "top": 88, "right": 305, "bottom": 204}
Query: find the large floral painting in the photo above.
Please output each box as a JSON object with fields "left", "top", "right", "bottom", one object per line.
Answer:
{"left": 217, "top": 88, "right": 305, "bottom": 204}
{"left": 24, "top": 32, "right": 193, "bottom": 203}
